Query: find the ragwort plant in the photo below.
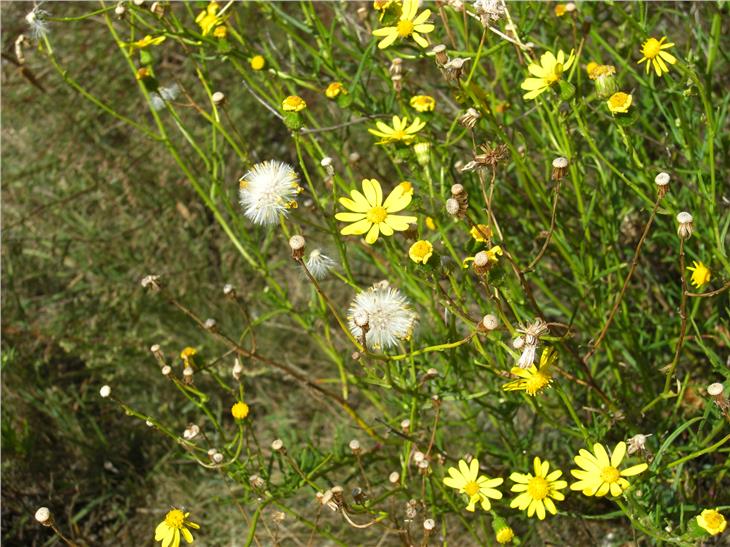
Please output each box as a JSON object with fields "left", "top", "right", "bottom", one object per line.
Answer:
{"left": 23, "top": 0, "right": 729, "bottom": 545}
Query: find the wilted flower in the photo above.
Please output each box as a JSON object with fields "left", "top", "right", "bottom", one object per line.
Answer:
{"left": 305, "top": 249, "right": 337, "bottom": 280}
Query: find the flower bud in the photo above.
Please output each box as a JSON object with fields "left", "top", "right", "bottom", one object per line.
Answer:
{"left": 676, "top": 211, "right": 694, "bottom": 239}
{"left": 413, "top": 142, "right": 431, "bottom": 167}
{"left": 212, "top": 91, "right": 225, "bottom": 106}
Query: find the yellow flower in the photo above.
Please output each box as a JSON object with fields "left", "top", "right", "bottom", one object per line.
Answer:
{"left": 443, "top": 458, "right": 504, "bottom": 512}
{"left": 696, "top": 509, "right": 727, "bottom": 536}
{"left": 282, "top": 95, "right": 307, "bottom": 112}
{"left": 503, "top": 347, "right": 556, "bottom": 396}
{"left": 195, "top": 1, "right": 224, "bottom": 36}
{"left": 372, "top": 0, "right": 434, "bottom": 49}
{"left": 231, "top": 401, "right": 249, "bottom": 420}
{"left": 554, "top": 4, "right": 567, "bottom": 16}
{"left": 213, "top": 25, "right": 227, "bottom": 39}
{"left": 335, "top": 179, "right": 416, "bottom": 244}
{"left": 409, "top": 240, "right": 433, "bottom": 264}
{"left": 607, "top": 92, "right": 632, "bottom": 114}
{"left": 409, "top": 95, "right": 435, "bottom": 112}
{"left": 510, "top": 457, "right": 567, "bottom": 520}
{"left": 131, "top": 35, "right": 166, "bottom": 49}
{"left": 521, "top": 49, "right": 576, "bottom": 100}
{"left": 687, "top": 260, "right": 711, "bottom": 289}
{"left": 496, "top": 527, "right": 515, "bottom": 544}
{"left": 325, "top": 82, "right": 347, "bottom": 99}
{"left": 638, "top": 36, "right": 677, "bottom": 76}
{"left": 155, "top": 509, "right": 200, "bottom": 547}
{"left": 570, "top": 441, "right": 648, "bottom": 497}
{"left": 425, "top": 216, "right": 436, "bottom": 230}
{"left": 470, "top": 224, "right": 492, "bottom": 242}
{"left": 250, "top": 55, "right": 265, "bottom": 71}
{"left": 180, "top": 347, "right": 197, "bottom": 359}
{"left": 587, "top": 63, "right": 615, "bottom": 80}
{"left": 368, "top": 115, "right": 425, "bottom": 144}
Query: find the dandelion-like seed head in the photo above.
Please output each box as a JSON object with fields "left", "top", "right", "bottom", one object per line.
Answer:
{"left": 305, "top": 249, "right": 336, "bottom": 280}
{"left": 348, "top": 284, "right": 417, "bottom": 350}
{"left": 676, "top": 211, "right": 694, "bottom": 239}
{"left": 26, "top": 7, "right": 49, "bottom": 40}
{"left": 239, "top": 160, "right": 301, "bottom": 226}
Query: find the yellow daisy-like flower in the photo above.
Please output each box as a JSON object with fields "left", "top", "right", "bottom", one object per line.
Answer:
{"left": 510, "top": 457, "right": 567, "bottom": 520}
{"left": 250, "top": 55, "right": 265, "bottom": 71}
{"left": 372, "top": 0, "right": 434, "bottom": 49}
{"left": 470, "top": 224, "right": 492, "bottom": 242}
{"left": 409, "top": 95, "right": 436, "bottom": 112}
{"left": 496, "top": 526, "right": 515, "bottom": 544}
{"left": 155, "top": 508, "right": 200, "bottom": 547}
{"left": 335, "top": 179, "right": 416, "bottom": 244}
{"left": 213, "top": 25, "right": 227, "bottom": 39}
{"left": 521, "top": 49, "right": 576, "bottom": 100}
{"left": 696, "top": 509, "right": 727, "bottom": 536}
{"left": 180, "top": 347, "right": 197, "bottom": 361}
{"left": 131, "top": 35, "right": 166, "bottom": 49}
{"left": 638, "top": 36, "right": 677, "bottom": 76}
{"left": 368, "top": 115, "right": 425, "bottom": 144}
{"left": 570, "top": 441, "right": 648, "bottom": 497}
{"left": 443, "top": 458, "right": 504, "bottom": 512}
{"left": 607, "top": 92, "right": 632, "bottom": 114}
{"left": 503, "top": 347, "right": 556, "bottom": 396}
{"left": 687, "top": 260, "right": 711, "bottom": 289}
{"left": 282, "top": 95, "right": 307, "bottom": 112}
{"left": 325, "top": 82, "right": 347, "bottom": 99}
{"left": 135, "top": 67, "right": 152, "bottom": 80}
{"left": 231, "top": 401, "right": 249, "bottom": 420}
{"left": 409, "top": 240, "right": 433, "bottom": 264}
{"left": 554, "top": 4, "right": 567, "bottom": 16}
{"left": 195, "top": 1, "right": 224, "bottom": 36}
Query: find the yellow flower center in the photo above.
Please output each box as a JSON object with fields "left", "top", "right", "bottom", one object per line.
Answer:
{"left": 525, "top": 371, "right": 550, "bottom": 395}
{"left": 464, "top": 480, "right": 480, "bottom": 497}
{"left": 600, "top": 466, "right": 620, "bottom": 483}
{"left": 703, "top": 511, "right": 723, "bottom": 529}
{"left": 526, "top": 476, "right": 549, "bottom": 500}
{"left": 390, "top": 129, "right": 407, "bottom": 140}
{"left": 232, "top": 401, "right": 249, "bottom": 419}
{"left": 642, "top": 38, "right": 661, "bottom": 59}
{"left": 165, "top": 509, "right": 185, "bottom": 529}
{"left": 609, "top": 92, "right": 630, "bottom": 108}
{"left": 546, "top": 62, "right": 563, "bottom": 85}
{"left": 410, "top": 241, "right": 431, "bottom": 259}
{"left": 397, "top": 19, "right": 414, "bottom": 37}
{"left": 367, "top": 206, "right": 388, "bottom": 223}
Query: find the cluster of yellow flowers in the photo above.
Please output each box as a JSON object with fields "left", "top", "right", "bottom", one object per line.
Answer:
{"left": 444, "top": 441, "right": 649, "bottom": 521}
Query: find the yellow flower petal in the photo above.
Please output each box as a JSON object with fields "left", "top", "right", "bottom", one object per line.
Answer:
{"left": 341, "top": 218, "right": 372, "bottom": 235}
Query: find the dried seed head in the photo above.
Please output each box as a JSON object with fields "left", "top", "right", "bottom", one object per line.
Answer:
{"left": 249, "top": 474, "right": 266, "bottom": 489}
{"left": 389, "top": 471, "right": 400, "bottom": 484}
{"left": 204, "top": 318, "right": 217, "bottom": 331}
{"left": 114, "top": 3, "right": 126, "bottom": 16}
{"left": 183, "top": 424, "right": 200, "bottom": 440}
{"left": 223, "top": 283, "right": 236, "bottom": 297}
{"left": 150, "top": 343, "right": 161, "bottom": 354}
{"left": 400, "top": 419, "right": 411, "bottom": 432}
{"left": 655, "top": 172, "right": 670, "bottom": 198}
{"left": 212, "top": 91, "right": 226, "bottom": 106}
{"left": 445, "top": 198, "right": 461, "bottom": 216}
{"left": 442, "top": 57, "right": 470, "bottom": 81}
{"left": 551, "top": 156, "right": 569, "bottom": 181}
{"left": 232, "top": 358, "right": 244, "bottom": 380}
{"left": 423, "top": 518, "right": 436, "bottom": 531}
{"left": 417, "top": 459, "right": 430, "bottom": 474}
{"left": 413, "top": 450, "right": 425, "bottom": 463}
{"left": 133, "top": 0, "right": 144, "bottom": 5}
{"left": 140, "top": 274, "right": 161, "bottom": 291}
{"left": 35, "top": 507, "right": 52, "bottom": 526}
{"left": 330, "top": 486, "right": 345, "bottom": 507}
{"left": 512, "top": 336, "right": 525, "bottom": 349}
{"left": 348, "top": 152, "right": 360, "bottom": 164}
{"left": 212, "top": 452, "right": 224, "bottom": 464}
{"left": 349, "top": 439, "right": 362, "bottom": 455}
{"left": 150, "top": 1, "right": 165, "bottom": 16}
{"left": 423, "top": 368, "right": 439, "bottom": 381}
{"left": 432, "top": 44, "right": 448, "bottom": 66}
{"left": 482, "top": 314, "right": 499, "bottom": 331}
{"left": 391, "top": 73, "right": 402, "bottom": 93}
{"left": 289, "top": 235, "right": 306, "bottom": 259}
{"left": 320, "top": 156, "right": 334, "bottom": 176}
{"left": 626, "top": 433, "right": 652, "bottom": 455}
{"left": 451, "top": 184, "right": 465, "bottom": 196}
{"left": 145, "top": 420, "right": 153, "bottom": 427}
{"left": 183, "top": 366, "right": 194, "bottom": 378}
{"left": 389, "top": 57, "right": 403, "bottom": 76}
{"left": 707, "top": 383, "right": 724, "bottom": 397}
{"left": 161, "top": 365, "right": 172, "bottom": 376}
{"left": 676, "top": 211, "right": 694, "bottom": 239}
{"left": 271, "top": 439, "right": 284, "bottom": 452}
{"left": 458, "top": 108, "right": 481, "bottom": 129}
{"left": 99, "top": 385, "right": 111, "bottom": 398}
{"left": 474, "top": 251, "right": 490, "bottom": 268}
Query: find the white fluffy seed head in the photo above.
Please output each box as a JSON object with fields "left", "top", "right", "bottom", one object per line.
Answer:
{"left": 512, "top": 336, "right": 525, "bottom": 349}
{"left": 654, "top": 172, "right": 670, "bottom": 186}
{"left": 348, "top": 285, "right": 417, "bottom": 350}
{"left": 289, "top": 235, "right": 306, "bottom": 251}
{"left": 99, "top": 385, "right": 111, "bottom": 398}
{"left": 305, "top": 249, "right": 336, "bottom": 280}
{"left": 707, "top": 383, "right": 724, "bottom": 397}
{"left": 552, "top": 156, "right": 568, "bottom": 169}
{"left": 239, "top": 160, "right": 300, "bottom": 226}
{"left": 35, "top": 507, "right": 51, "bottom": 524}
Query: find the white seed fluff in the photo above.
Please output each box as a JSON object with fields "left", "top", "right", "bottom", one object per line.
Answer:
{"left": 305, "top": 249, "right": 336, "bottom": 280}
{"left": 348, "top": 285, "right": 417, "bottom": 350}
{"left": 239, "top": 160, "right": 300, "bottom": 226}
